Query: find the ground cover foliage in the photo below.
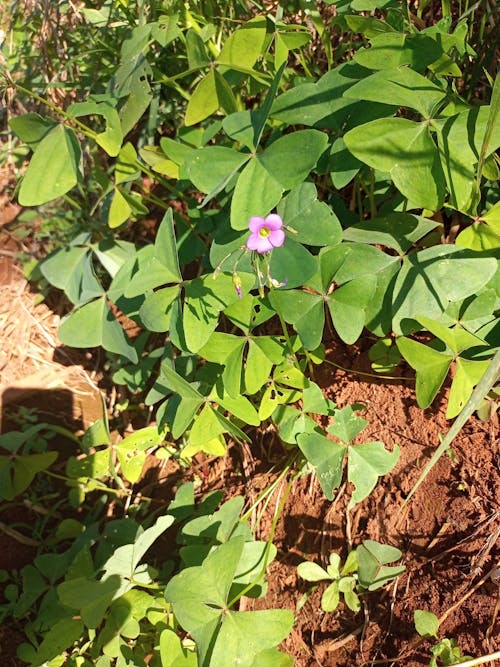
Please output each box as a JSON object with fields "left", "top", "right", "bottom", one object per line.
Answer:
{"left": 0, "top": 0, "right": 499, "bottom": 665}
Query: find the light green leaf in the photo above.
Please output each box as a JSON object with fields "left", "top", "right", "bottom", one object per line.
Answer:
{"left": 447, "top": 357, "right": 490, "bottom": 419}
{"left": 328, "top": 406, "right": 367, "bottom": 444}
{"left": 414, "top": 610, "right": 439, "bottom": 638}
{"left": 344, "top": 66, "right": 446, "bottom": 117}
{"left": 218, "top": 16, "right": 267, "bottom": 70}
{"left": 396, "top": 337, "right": 452, "bottom": 408}
{"left": 19, "top": 125, "right": 81, "bottom": 206}
{"left": 160, "top": 628, "right": 197, "bottom": 667}
{"left": 277, "top": 182, "right": 342, "bottom": 246}
{"left": 347, "top": 441, "right": 400, "bottom": 508}
{"left": 357, "top": 540, "right": 405, "bottom": 590}
{"left": 186, "top": 145, "right": 249, "bottom": 197}
{"left": 183, "top": 272, "right": 254, "bottom": 352}
{"left": 259, "top": 130, "right": 328, "bottom": 190}
{"left": 58, "top": 297, "right": 138, "bottom": 363}
{"left": 68, "top": 99, "right": 123, "bottom": 156}
{"left": 108, "top": 187, "right": 132, "bottom": 228}
{"left": 297, "top": 432, "right": 347, "bottom": 500}
{"left": 328, "top": 275, "right": 376, "bottom": 344}
{"left": 185, "top": 70, "right": 219, "bottom": 126}
{"left": 139, "top": 286, "right": 180, "bottom": 332}
{"left": 297, "top": 561, "right": 330, "bottom": 582}
{"left": 188, "top": 404, "right": 227, "bottom": 448}
{"left": 231, "top": 157, "right": 284, "bottom": 231}
{"left": 210, "top": 609, "right": 294, "bottom": 667}
{"left": 455, "top": 222, "right": 500, "bottom": 250}
{"left": 321, "top": 581, "right": 340, "bottom": 612}
{"left": 344, "top": 118, "right": 445, "bottom": 210}
{"left": 32, "top": 617, "right": 85, "bottom": 664}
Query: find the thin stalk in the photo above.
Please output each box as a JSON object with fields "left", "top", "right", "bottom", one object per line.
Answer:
{"left": 8, "top": 81, "right": 96, "bottom": 139}
{"left": 228, "top": 469, "right": 297, "bottom": 609}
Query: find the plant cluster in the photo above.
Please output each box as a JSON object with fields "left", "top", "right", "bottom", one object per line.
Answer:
{"left": 1, "top": 0, "right": 498, "bottom": 664}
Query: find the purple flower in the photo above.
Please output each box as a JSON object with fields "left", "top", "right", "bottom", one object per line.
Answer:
{"left": 246, "top": 214, "right": 285, "bottom": 254}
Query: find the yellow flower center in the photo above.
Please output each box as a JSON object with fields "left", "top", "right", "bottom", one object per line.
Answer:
{"left": 258, "top": 226, "right": 271, "bottom": 238}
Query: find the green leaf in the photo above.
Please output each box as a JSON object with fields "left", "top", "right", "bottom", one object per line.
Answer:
{"left": 354, "top": 33, "right": 443, "bottom": 72}
{"left": 155, "top": 209, "right": 182, "bottom": 281}
{"left": 369, "top": 338, "right": 401, "bottom": 373}
{"left": 32, "top": 617, "right": 85, "bottom": 664}
{"left": 259, "top": 130, "right": 328, "bottom": 189}
{"left": 108, "top": 187, "right": 132, "bottom": 228}
{"left": 139, "top": 286, "right": 180, "bottom": 332}
{"left": 183, "top": 272, "right": 254, "bottom": 352}
{"left": 344, "top": 66, "right": 446, "bottom": 117}
{"left": 344, "top": 118, "right": 445, "bottom": 210}
{"left": 19, "top": 125, "right": 81, "bottom": 206}
{"left": 328, "top": 406, "right": 368, "bottom": 444}
{"left": 115, "top": 426, "right": 164, "bottom": 483}
{"left": 185, "top": 70, "right": 219, "bottom": 126}
{"left": 392, "top": 246, "right": 497, "bottom": 334}
{"left": 58, "top": 575, "right": 122, "bottom": 628}
{"left": 415, "top": 315, "right": 486, "bottom": 354}
{"left": 277, "top": 183, "right": 342, "bottom": 246}
{"left": 9, "top": 112, "right": 57, "bottom": 146}
{"left": 103, "top": 514, "right": 174, "bottom": 584}
{"left": 414, "top": 609, "right": 439, "bottom": 638}
{"left": 186, "top": 29, "right": 210, "bottom": 68}
{"left": 160, "top": 628, "right": 197, "bottom": 667}
{"left": 269, "top": 289, "right": 324, "bottom": 350}
{"left": 398, "top": 336, "right": 453, "bottom": 408}
{"left": 356, "top": 540, "right": 405, "bottom": 590}
{"left": 347, "top": 441, "right": 400, "bottom": 508}
{"left": 271, "top": 61, "right": 396, "bottom": 130}
{"left": 0, "top": 451, "right": 58, "bottom": 501}
{"left": 343, "top": 213, "right": 439, "bottom": 254}
{"left": 210, "top": 609, "right": 294, "bottom": 667}
{"left": 297, "top": 431, "right": 347, "bottom": 500}
{"left": 125, "top": 212, "right": 183, "bottom": 297}
{"left": 447, "top": 357, "right": 490, "bottom": 419}
{"left": 218, "top": 16, "right": 267, "bottom": 70}
{"left": 188, "top": 405, "right": 227, "bottom": 449}
{"left": 329, "top": 136, "right": 362, "bottom": 188}
{"left": 68, "top": 99, "right": 123, "bottom": 156}
{"left": 297, "top": 561, "right": 330, "bottom": 582}
{"left": 339, "top": 576, "right": 361, "bottom": 612}
{"left": 244, "top": 339, "right": 276, "bottom": 394}
{"left": 321, "top": 581, "right": 340, "bottom": 612}
{"left": 230, "top": 157, "right": 284, "bottom": 231}
{"left": 186, "top": 145, "right": 249, "bottom": 198}
{"left": 436, "top": 106, "right": 500, "bottom": 213}
{"left": 327, "top": 275, "right": 376, "bottom": 344}
{"left": 269, "top": 239, "right": 317, "bottom": 290}
{"left": 58, "top": 297, "right": 138, "bottom": 363}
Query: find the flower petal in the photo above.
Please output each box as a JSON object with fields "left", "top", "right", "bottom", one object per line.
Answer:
{"left": 269, "top": 228, "right": 285, "bottom": 248}
{"left": 247, "top": 233, "right": 273, "bottom": 253}
{"left": 248, "top": 216, "right": 265, "bottom": 232}
{"left": 264, "top": 214, "right": 283, "bottom": 230}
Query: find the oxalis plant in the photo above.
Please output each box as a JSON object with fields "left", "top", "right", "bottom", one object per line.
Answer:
{"left": 1, "top": 0, "right": 499, "bottom": 664}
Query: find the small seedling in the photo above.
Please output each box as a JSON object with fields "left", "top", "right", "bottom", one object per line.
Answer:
{"left": 414, "top": 610, "right": 473, "bottom": 666}
{"left": 298, "top": 540, "right": 405, "bottom": 613}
